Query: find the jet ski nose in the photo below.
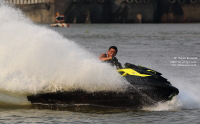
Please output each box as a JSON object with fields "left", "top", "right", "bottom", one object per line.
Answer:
{"left": 168, "top": 92, "right": 178, "bottom": 100}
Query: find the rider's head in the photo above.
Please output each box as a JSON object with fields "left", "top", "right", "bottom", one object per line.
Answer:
{"left": 108, "top": 46, "right": 118, "bottom": 57}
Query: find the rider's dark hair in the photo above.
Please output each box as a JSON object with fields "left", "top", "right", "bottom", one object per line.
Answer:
{"left": 108, "top": 46, "right": 118, "bottom": 53}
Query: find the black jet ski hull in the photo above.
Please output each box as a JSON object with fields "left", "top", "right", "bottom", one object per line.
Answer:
{"left": 132, "top": 84, "right": 179, "bottom": 101}
{"left": 27, "top": 89, "right": 154, "bottom": 108}
{"left": 27, "top": 82, "right": 178, "bottom": 108}
{"left": 124, "top": 74, "right": 179, "bottom": 101}
{"left": 27, "top": 62, "right": 179, "bottom": 108}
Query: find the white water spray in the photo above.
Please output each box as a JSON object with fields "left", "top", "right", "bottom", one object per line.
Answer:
{"left": 0, "top": 3, "right": 128, "bottom": 104}
{"left": 173, "top": 73, "right": 200, "bottom": 109}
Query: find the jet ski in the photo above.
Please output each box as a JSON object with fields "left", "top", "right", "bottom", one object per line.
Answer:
{"left": 27, "top": 57, "right": 179, "bottom": 108}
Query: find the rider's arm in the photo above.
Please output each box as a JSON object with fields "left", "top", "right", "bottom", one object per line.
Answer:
{"left": 99, "top": 53, "right": 112, "bottom": 61}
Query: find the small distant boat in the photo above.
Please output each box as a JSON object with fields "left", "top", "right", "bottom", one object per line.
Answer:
{"left": 50, "top": 23, "right": 70, "bottom": 27}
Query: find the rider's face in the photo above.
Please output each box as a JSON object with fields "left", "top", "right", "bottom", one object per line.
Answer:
{"left": 108, "top": 48, "right": 117, "bottom": 57}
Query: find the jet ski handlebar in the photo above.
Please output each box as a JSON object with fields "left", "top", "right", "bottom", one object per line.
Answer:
{"left": 104, "top": 57, "right": 122, "bottom": 69}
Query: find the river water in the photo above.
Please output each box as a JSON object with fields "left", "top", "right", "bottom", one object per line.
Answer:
{"left": 0, "top": 2, "right": 200, "bottom": 124}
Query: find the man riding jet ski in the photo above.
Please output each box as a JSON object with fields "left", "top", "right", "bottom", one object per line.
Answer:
{"left": 100, "top": 46, "right": 179, "bottom": 102}
{"left": 27, "top": 46, "right": 179, "bottom": 108}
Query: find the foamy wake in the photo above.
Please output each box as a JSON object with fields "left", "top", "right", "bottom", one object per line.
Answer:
{"left": 142, "top": 97, "right": 182, "bottom": 111}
